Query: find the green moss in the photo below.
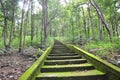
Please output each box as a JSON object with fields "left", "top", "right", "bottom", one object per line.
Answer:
{"left": 18, "top": 43, "right": 54, "bottom": 80}
{"left": 42, "top": 63, "right": 93, "bottom": 68}
{"left": 37, "top": 70, "right": 105, "bottom": 77}
{"left": 73, "top": 46, "right": 120, "bottom": 71}
{"left": 64, "top": 43, "right": 120, "bottom": 80}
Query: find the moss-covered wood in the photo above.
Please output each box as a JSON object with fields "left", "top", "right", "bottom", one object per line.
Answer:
{"left": 18, "top": 44, "right": 54, "bottom": 80}
{"left": 63, "top": 43, "right": 120, "bottom": 80}
{"left": 36, "top": 70, "right": 105, "bottom": 80}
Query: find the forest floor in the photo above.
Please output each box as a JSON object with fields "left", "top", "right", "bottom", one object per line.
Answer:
{"left": 0, "top": 43, "right": 120, "bottom": 80}
{"left": 83, "top": 47, "right": 120, "bottom": 67}
{"left": 0, "top": 47, "right": 38, "bottom": 80}
{"left": 88, "top": 48, "right": 120, "bottom": 61}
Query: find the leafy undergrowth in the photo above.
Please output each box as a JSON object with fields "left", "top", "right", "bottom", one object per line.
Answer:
{"left": 0, "top": 47, "right": 38, "bottom": 80}
{"left": 82, "top": 39, "right": 120, "bottom": 63}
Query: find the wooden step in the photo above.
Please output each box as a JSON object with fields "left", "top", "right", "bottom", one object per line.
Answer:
{"left": 36, "top": 70, "right": 106, "bottom": 80}
{"left": 46, "top": 55, "right": 82, "bottom": 60}
{"left": 44, "top": 59, "right": 87, "bottom": 65}
{"left": 47, "top": 55, "right": 81, "bottom": 58}
{"left": 41, "top": 63, "right": 94, "bottom": 72}
{"left": 48, "top": 53, "right": 79, "bottom": 56}
{"left": 51, "top": 51, "right": 75, "bottom": 53}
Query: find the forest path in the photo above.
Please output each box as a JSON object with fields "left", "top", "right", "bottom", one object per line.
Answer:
{"left": 19, "top": 40, "right": 120, "bottom": 80}
{"left": 36, "top": 40, "right": 107, "bottom": 80}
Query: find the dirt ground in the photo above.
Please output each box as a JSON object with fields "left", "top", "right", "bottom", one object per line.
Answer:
{"left": 0, "top": 47, "right": 38, "bottom": 80}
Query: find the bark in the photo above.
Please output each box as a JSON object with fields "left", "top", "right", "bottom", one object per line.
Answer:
{"left": 19, "top": 0, "right": 26, "bottom": 52}
{"left": 87, "top": 6, "right": 95, "bottom": 40}
{"left": 0, "top": 0, "right": 8, "bottom": 49}
{"left": 81, "top": 7, "right": 87, "bottom": 39}
{"left": 98, "top": 15, "right": 104, "bottom": 41}
{"left": 31, "top": 0, "right": 34, "bottom": 46}
{"left": 89, "top": 0, "right": 112, "bottom": 42}
{"left": 49, "top": 23, "right": 52, "bottom": 36}
{"left": 42, "top": 0, "right": 48, "bottom": 45}
{"left": 40, "top": 26, "right": 43, "bottom": 47}
{"left": 70, "top": 13, "right": 75, "bottom": 42}
{"left": 23, "top": 1, "right": 30, "bottom": 47}
{"left": 36, "top": 25, "right": 38, "bottom": 41}
{"left": 9, "top": 0, "right": 15, "bottom": 46}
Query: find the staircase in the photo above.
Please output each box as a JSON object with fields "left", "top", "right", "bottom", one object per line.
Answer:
{"left": 36, "top": 41, "right": 107, "bottom": 80}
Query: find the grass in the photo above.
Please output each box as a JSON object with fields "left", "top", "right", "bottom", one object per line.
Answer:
{"left": 0, "top": 36, "right": 54, "bottom": 49}
{"left": 83, "top": 37, "right": 120, "bottom": 57}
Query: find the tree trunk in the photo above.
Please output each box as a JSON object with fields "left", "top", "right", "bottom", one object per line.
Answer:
{"left": 31, "top": 0, "right": 34, "bottom": 46}
{"left": 89, "top": 0, "right": 112, "bottom": 42}
{"left": 87, "top": 6, "right": 95, "bottom": 40}
{"left": 81, "top": 7, "right": 87, "bottom": 39}
{"left": 0, "top": 0, "right": 8, "bottom": 49}
{"left": 70, "top": 13, "right": 75, "bottom": 42}
{"left": 98, "top": 15, "right": 104, "bottom": 41}
{"left": 42, "top": 0, "right": 48, "bottom": 45}
{"left": 9, "top": 1, "right": 15, "bottom": 46}
{"left": 19, "top": 0, "right": 26, "bottom": 52}
{"left": 23, "top": 1, "right": 30, "bottom": 47}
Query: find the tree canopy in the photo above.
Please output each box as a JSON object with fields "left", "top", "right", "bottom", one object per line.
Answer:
{"left": 0, "top": 0, "right": 120, "bottom": 51}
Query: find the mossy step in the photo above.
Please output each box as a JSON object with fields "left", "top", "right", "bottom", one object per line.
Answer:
{"left": 48, "top": 53, "right": 79, "bottom": 56}
{"left": 52, "top": 49, "right": 74, "bottom": 51}
{"left": 52, "top": 49, "right": 70, "bottom": 52}
{"left": 44, "top": 59, "right": 87, "bottom": 65}
{"left": 46, "top": 55, "right": 82, "bottom": 60}
{"left": 36, "top": 70, "right": 106, "bottom": 80}
{"left": 53, "top": 47, "right": 67, "bottom": 48}
{"left": 47, "top": 55, "right": 81, "bottom": 58}
{"left": 53, "top": 45, "right": 64, "bottom": 47}
{"left": 49, "top": 52, "right": 77, "bottom": 55}
{"left": 51, "top": 50, "right": 75, "bottom": 53}
{"left": 54, "top": 44, "right": 65, "bottom": 47}
{"left": 41, "top": 63, "right": 94, "bottom": 72}
{"left": 53, "top": 47, "right": 68, "bottom": 49}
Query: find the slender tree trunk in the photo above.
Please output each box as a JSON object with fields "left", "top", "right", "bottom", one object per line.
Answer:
{"left": 87, "top": 16, "right": 90, "bottom": 39}
{"left": 89, "top": 0, "right": 112, "bottom": 42}
{"left": 42, "top": 0, "right": 48, "bottom": 45}
{"left": 19, "top": 0, "right": 26, "bottom": 52}
{"left": 0, "top": 0, "right": 8, "bottom": 49}
{"left": 87, "top": 6, "right": 95, "bottom": 40}
{"left": 98, "top": 15, "right": 104, "bottom": 41}
{"left": 9, "top": 1, "right": 15, "bottom": 46}
{"left": 70, "top": 13, "right": 75, "bottom": 42}
{"left": 49, "top": 23, "right": 52, "bottom": 36}
{"left": 40, "top": 26, "right": 43, "bottom": 48}
{"left": 81, "top": 7, "right": 87, "bottom": 39}
{"left": 36, "top": 25, "right": 38, "bottom": 42}
{"left": 31, "top": 0, "right": 34, "bottom": 46}
{"left": 4, "top": 16, "right": 7, "bottom": 48}
{"left": 23, "top": 1, "right": 30, "bottom": 47}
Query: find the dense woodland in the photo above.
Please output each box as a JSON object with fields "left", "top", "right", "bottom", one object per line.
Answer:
{"left": 0, "top": 0, "right": 120, "bottom": 53}
{"left": 0, "top": 0, "right": 120, "bottom": 79}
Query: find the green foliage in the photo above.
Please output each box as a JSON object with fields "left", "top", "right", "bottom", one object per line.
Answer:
{"left": 0, "top": 38, "right": 4, "bottom": 48}
{"left": 45, "top": 36, "right": 54, "bottom": 46}
{"left": 84, "top": 37, "right": 120, "bottom": 56}
{"left": 11, "top": 37, "right": 20, "bottom": 48}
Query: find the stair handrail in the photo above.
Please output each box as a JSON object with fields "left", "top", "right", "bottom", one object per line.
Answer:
{"left": 58, "top": 40, "right": 120, "bottom": 80}
{"left": 18, "top": 41, "right": 54, "bottom": 80}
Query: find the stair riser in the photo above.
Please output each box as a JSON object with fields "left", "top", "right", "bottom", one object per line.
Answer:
{"left": 41, "top": 66, "right": 95, "bottom": 72}
{"left": 48, "top": 54, "right": 79, "bottom": 56}
{"left": 47, "top": 55, "right": 81, "bottom": 58}
{"left": 44, "top": 60, "right": 87, "bottom": 65}
{"left": 53, "top": 47, "right": 67, "bottom": 49}
{"left": 51, "top": 51, "right": 75, "bottom": 53}
{"left": 52, "top": 50, "right": 71, "bottom": 52}
{"left": 46, "top": 56, "right": 82, "bottom": 60}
